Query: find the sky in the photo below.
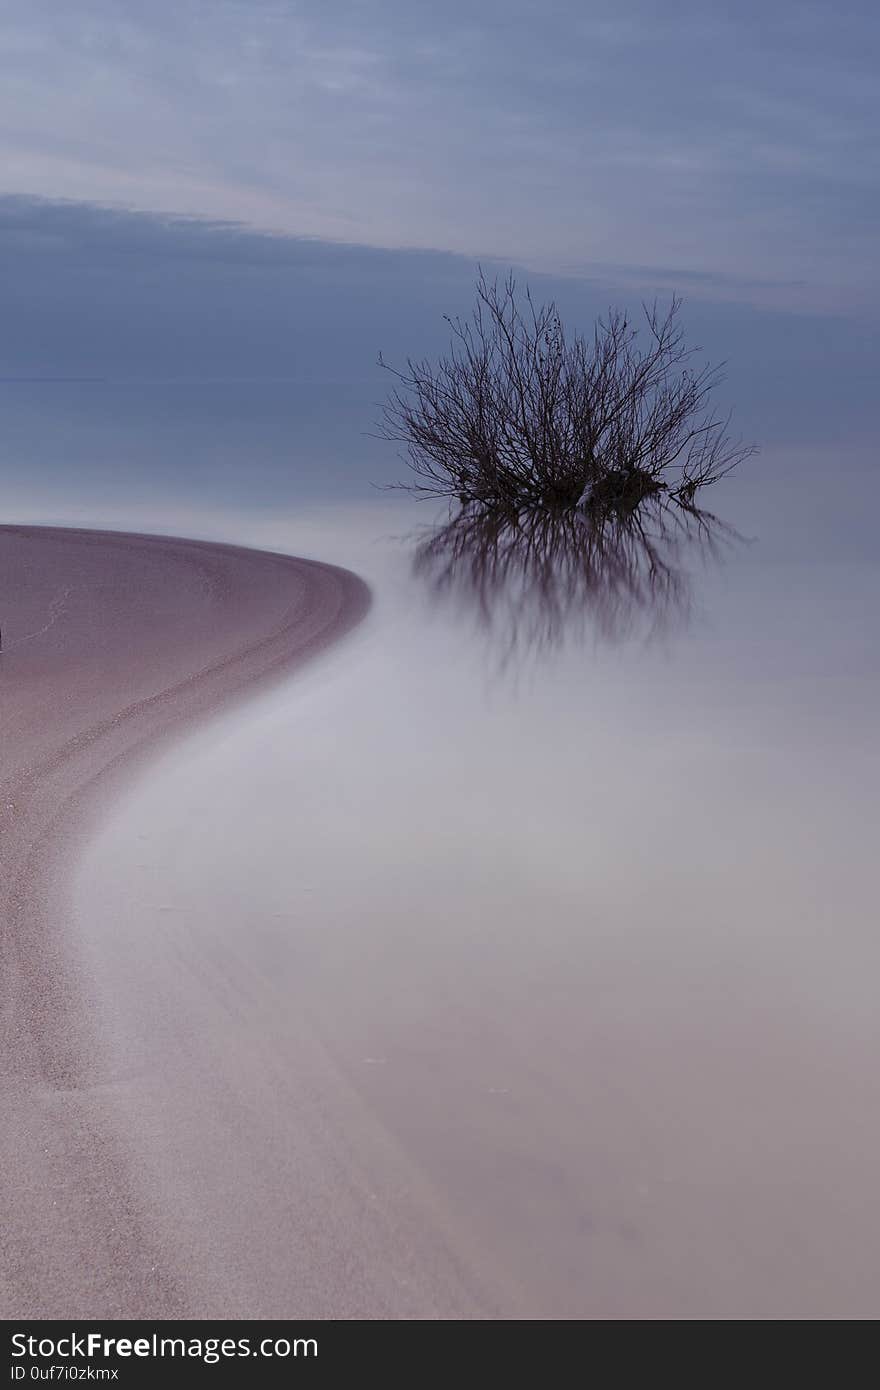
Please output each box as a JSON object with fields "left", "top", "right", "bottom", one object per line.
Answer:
{"left": 0, "top": 3, "right": 876, "bottom": 520}
{"left": 0, "top": 0, "right": 877, "bottom": 312}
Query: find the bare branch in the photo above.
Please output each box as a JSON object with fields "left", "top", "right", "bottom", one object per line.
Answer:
{"left": 377, "top": 276, "right": 755, "bottom": 515}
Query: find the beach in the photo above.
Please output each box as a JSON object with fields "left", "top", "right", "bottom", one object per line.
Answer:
{"left": 0, "top": 524, "right": 369, "bottom": 1317}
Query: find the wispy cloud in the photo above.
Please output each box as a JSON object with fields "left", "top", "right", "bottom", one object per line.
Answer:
{"left": 0, "top": 1, "right": 876, "bottom": 306}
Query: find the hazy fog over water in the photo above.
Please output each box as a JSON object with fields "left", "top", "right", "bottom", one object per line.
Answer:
{"left": 55, "top": 477, "right": 878, "bottom": 1315}
{"left": 1, "top": 192, "right": 878, "bottom": 1314}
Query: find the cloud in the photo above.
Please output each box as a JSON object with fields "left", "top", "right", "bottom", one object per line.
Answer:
{"left": 0, "top": 192, "right": 875, "bottom": 527}
{"left": 0, "top": 1, "right": 875, "bottom": 306}
{"left": 0, "top": 194, "right": 876, "bottom": 449}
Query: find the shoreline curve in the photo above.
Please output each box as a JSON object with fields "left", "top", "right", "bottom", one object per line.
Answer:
{"left": 0, "top": 523, "right": 371, "bottom": 1317}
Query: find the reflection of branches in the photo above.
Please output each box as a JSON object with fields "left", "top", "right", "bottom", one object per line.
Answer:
{"left": 414, "top": 498, "right": 737, "bottom": 662}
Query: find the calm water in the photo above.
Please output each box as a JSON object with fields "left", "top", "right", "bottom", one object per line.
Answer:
{"left": 0, "top": 379, "right": 389, "bottom": 512}
{"left": 3, "top": 379, "right": 879, "bottom": 1314}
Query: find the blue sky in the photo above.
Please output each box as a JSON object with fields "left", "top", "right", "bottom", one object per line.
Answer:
{"left": 0, "top": 2, "right": 877, "bottom": 521}
{"left": 1, "top": 1, "right": 877, "bottom": 311}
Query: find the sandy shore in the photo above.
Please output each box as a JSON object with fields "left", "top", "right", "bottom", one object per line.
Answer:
{"left": 0, "top": 524, "right": 370, "bottom": 1317}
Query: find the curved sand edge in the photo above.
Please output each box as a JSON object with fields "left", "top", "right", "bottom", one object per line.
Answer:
{"left": 0, "top": 524, "right": 371, "bottom": 1317}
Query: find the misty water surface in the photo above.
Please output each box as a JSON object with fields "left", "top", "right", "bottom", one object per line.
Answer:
{"left": 0, "top": 207, "right": 877, "bottom": 1310}
{"left": 6, "top": 419, "right": 867, "bottom": 1315}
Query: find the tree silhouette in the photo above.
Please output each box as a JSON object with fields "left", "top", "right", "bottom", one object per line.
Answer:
{"left": 379, "top": 273, "right": 755, "bottom": 515}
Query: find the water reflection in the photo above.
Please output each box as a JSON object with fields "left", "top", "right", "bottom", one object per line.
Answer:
{"left": 414, "top": 498, "right": 738, "bottom": 658}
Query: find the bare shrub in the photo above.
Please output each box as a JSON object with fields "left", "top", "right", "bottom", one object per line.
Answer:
{"left": 379, "top": 272, "right": 755, "bottom": 514}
